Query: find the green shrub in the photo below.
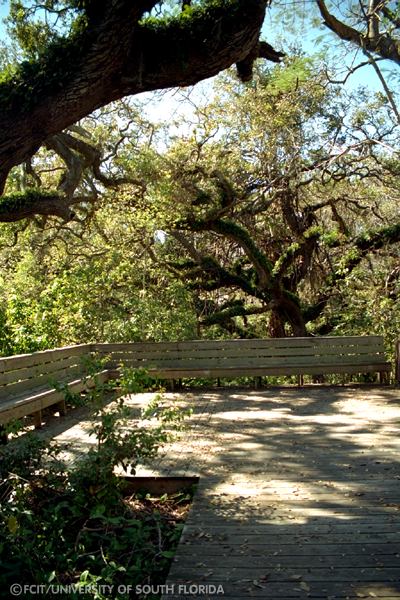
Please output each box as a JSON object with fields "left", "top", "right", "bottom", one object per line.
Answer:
{"left": 0, "top": 372, "right": 190, "bottom": 599}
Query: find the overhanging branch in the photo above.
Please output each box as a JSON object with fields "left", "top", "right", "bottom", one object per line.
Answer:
{"left": 0, "top": 0, "right": 272, "bottom": 193}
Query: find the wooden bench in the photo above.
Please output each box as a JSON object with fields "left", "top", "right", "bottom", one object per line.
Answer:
{"left": 0, "top": 344, "right": 111, "bottom": 439}
{"left": 94, "top": 335, "right": 391, "bottom": 387}
{"left": 0, "top": 335, "right": 391, "bottom": 439}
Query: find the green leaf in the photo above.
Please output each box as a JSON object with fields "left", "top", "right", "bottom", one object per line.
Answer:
{"left": 6, "top": 515, "right": 19, "bottom": 535}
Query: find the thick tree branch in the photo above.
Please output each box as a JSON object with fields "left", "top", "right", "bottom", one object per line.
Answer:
{"left": 200, "top": 302, "right": 266, "bottom": 326}
{"left": 187, "top": 217, "right": 273, "bottom": 288}
{"left": 169, "top": 230, "right": 204, "bottom": 263}
{"left": 316, "top": 0, "right": 400, "bottom": 65}
{"left": 0, "top": 0, "right": 272, "bottom": 193}
{"left": 236, "top": 40, "right": 284, "bottom": 81}
{"left": 0, "top": 190, "right": 76, "bottom": 222}
{"left": 316, "top": 0, "right": 363, "bottom": 43}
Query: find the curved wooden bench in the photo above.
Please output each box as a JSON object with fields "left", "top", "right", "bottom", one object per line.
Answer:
{"left": 0, "top": 336, "right": 391, "bottom": 441}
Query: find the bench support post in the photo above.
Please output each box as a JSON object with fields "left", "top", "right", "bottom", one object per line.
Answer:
{"left": 254, "top": 376, "right": 262, "bottom": 390}
{"left": 379, "top": 371, "right": 389, "bottom": 385}
{"left": 395, "top": 340, "right": 400, "bottom": 384}
{"left": 0, "top": 426, "right": 8, "bottom": 445}
{"left": 57, "top": 399, "right": 67, "bottom": 416}
{"left": 33, "top": 410, "right": 42, "bottom": 429}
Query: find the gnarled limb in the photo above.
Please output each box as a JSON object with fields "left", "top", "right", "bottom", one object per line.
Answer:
{"left": 0, "top": 0, "right": 273, "bottom": 194}
{"left": 0, "top": 190, "right": 81, "bottom": 222}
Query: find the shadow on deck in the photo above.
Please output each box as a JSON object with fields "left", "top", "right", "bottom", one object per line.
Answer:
{"left": 145, "top": 386, "right": 400, "bottom": 600}
{"left": 36, "top": 384, "right": 400, "bottom": 599}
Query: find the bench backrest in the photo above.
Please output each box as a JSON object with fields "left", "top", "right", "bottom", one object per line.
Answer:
{"left": 1, "top": 336, "right": 389, "bottom": 400}
{"left": 0, "top": 344, "right": 91, "bottom": 401}
{"left": 93, "top": 336, "right": 389, "bottom": 371}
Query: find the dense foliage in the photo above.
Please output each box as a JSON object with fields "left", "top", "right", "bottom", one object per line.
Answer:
{"left": 0, "top": 373, "right": 190, "bottom": 599}
{"left": 0, "top": 53, "right": 399, "bottom": 351}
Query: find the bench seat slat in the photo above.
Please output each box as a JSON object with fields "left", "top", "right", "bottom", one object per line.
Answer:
{"left": 0, "top": 370, "right": 110, "bottom": 426}
{"left": 113, "top": 354, "right": 388, "bottom": 369}
{"left": 148, "top": 362, "right": 391, "bottom": 380}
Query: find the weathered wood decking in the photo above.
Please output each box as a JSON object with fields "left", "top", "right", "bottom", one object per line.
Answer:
{"left": 142, "top": 386, "right": 400, "bottom": 600}
{"left": 46, "top": 385, "right": 400, "bottom": 599}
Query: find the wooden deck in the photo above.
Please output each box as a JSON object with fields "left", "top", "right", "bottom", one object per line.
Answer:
{"left": 46, "top": 385, "right": 400, "bottom": 599}
{"left": 136, "top": 386, "right": 400, "bottom": 600}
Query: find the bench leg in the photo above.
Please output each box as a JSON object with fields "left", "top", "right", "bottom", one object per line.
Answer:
{"left": 254, "top": 376, "right": 262, "bottom": 390}
{"left": 169, "top": 379, "right": 175, "bottom": 392}
{"left": 0, "top": 426, "right": 8, "bottom": 444}
{"left": 33, "top": 410, "right": 42, "bottom": 429}
{"left": 57, "top": 399, "right": 67, "bottom": 416}
{"left": 297, "top": 375, "right": 304, "bottom": 386}
{"left": 217, "top": 377, "right": 221, "bottom": 387}
{"left": 379, "top": 371, "right": 389, "bottom": 385}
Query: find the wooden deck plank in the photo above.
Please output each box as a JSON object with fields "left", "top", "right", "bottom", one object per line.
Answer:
{"left": 173, "top": 550, "right": 400, "bottom": 565}
{"left": 152, "top": 387, "right": 400, "bottom": 600}
{"left": 170, "top": 566, "right": 400, "bottom": 582}
{"left": 42, "top": 385, "right": 400, "bottom": 599}
{"left": 162, "top": 580, "right": 400, "bottom": 598}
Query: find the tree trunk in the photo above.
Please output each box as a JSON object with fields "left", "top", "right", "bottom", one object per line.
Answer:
{"left": 268, "top": 309, "right": 286, "bottom": 338}
{"left": 269, "top": 293, "right": 307, "bottom": 338}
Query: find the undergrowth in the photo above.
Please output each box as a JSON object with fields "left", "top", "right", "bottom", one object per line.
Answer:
{"left": 0, "top": 368, "right": 192, "bottom": 599}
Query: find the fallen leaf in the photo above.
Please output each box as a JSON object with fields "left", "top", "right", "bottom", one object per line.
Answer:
{"left": 300, "top": 581, "right": 311, "bottom": 592}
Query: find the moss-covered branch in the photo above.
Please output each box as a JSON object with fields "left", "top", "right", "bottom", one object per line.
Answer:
{"left": 0, "top": 0, "right": 272, "bottom": 193}
{"left": 184, "top": 216, "right": 273, "bottom": 289}
{"left": 200, "top": 301, "right": 266, "bottom": 326}
{"left": 184, "top": 255, "right": 264, "bottom": 299}
{"left": 303, "top": 221, "right": 400, "bottom": 326}
{"left": 0, "top": 189, "right": 74, "bottom": 222}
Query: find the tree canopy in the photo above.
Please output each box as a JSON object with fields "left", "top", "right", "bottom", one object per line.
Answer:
{"left": 1, "top": 1, "right": 400, "bottom": 348}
